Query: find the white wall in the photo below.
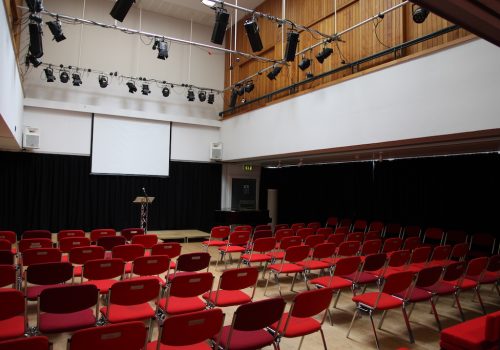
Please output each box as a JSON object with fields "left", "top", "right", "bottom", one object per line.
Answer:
{"left": 221, "top": 39, "right": 500, "bottom": 161}
{"left": 0, "top": 2, "right": 24, "bottom": 149}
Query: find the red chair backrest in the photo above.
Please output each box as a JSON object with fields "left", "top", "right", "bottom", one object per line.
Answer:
{"left": 487, "top": 254, "right": 500, "bottom": 273}
{"left": 69, "top": 246, "right": 105, "bottom": 265}
{"left": 415, "top": 266, "right": 443, "bottom": 288}
{"left": 0, "top": 289, "right": 24, "bottom": 319}
{"left": 311, "top": 243, "right": 337, "bottom": 260}
{"left": 279, "top": 236, "right": 302, "bottom": 251}
{"left": 339, "top": 218, "right": 352, "bottom": 228}
{"left": 337, "top": 241, "right": 361, "bottom": 256}
{"left": 151, "top": 242, "right": 182, "bottom": 258}
{"left": 334, "top": 256, "right": 362, "bottom": 276}
{"left": 274, "top": 224, "right": 289, "bottom": 232}
{"left": 445, "top": 230, "right": 468, "bottom": 244}
{"left": 58, "top": 230, "right": 85, "bottom": 241}
{"left": 175, "top": 252, "right": 210, "bottom": 273}
{"left": 0, "top": 336, "right": 49, "bottom": 350}
{"left": 169, "top": 272, "right": 214, "bottom": 298}
{"left": 22, "top": 248, "right": 62, "bottom": 266}
{"left": 404, "top": 225, "right": 421, "bottom": 238}
{"left": 387, "top": 250, "right": 411, "bottom": 268}
{"left": 284, "top": 245, "right": 310, "bottom": 263}
{"left": 335, "top": 226, "right": 350, "bottom": 235}
{"left": 369, "top": 221, "right": 385, "bottom": 233}
{"left": 0, "top": 251, "right": 14, "bottom": 265}
{"left": 219, "top": 267, "right": 258, "bottom": 290}
{"left": 466, "top": 257, "right": 489, "bottom": 278}
{"left": 90, "top": 229, "right": 116, "bottom": 242}
{"left": 0, "top": 239, "right": 11, "bottom": 251}
{"left": 291, "top": 223, "right": 305, "bottom": 232}
{"left": 68, "top": 321, "right": 146, "bottom": 350}
{"left": 450, "top": 243, "right": 469, "bottom": 260}
{"left": 346, "top": 232, "right": 364, "bottom": 243}
{"left": 409, "top": 246, "right": 432, "bottom": 264}
{"left": 252, "top": 230, "right": 273, "bottom": 241}
{"left": 83, "top": 258, "right": 124, "bottom": 280}
{"left": 255, "top": 225, "right": 272, "bottom": 231}
{"left": 228, "top": 231, "right": 250, "bottom": 246}
{"left": 96, "top": 236, "right": 126, "bottom": 251}
{"left": 210, "top": 226, "right": 230, "bottom": 239}
{"left": 132, "top": 255, "right": 170, "bottom": 277}
{"left": 424, "top": 227, "right": 444, "bottom": 242}
{"left": 111, "top": 244, "right": 145, "bottom": 262}
{"left": 442, "top": 261, "right": 466, "bottom": 282}
{"left": 159, "top": 309, "right": 224, "bottom": 347}
{"left": 325, "top": 217, "right": 338, "bottom": 228}
{"left": 290, "top": 287, "right": 334, "bottom": 318}
{"left": 120, "top": 228, "right": 144, "bottom": 241}
{"left": 316, "top": 227, "right": 333, "bottom": 236}
{"left": 59, "top": 237, "right": 91, "bottom": 253}
{"left": 0, "top": 265, "right": 16, "bottom": 288}
{"left": 275, "top": 229, "right": 294, "bottom": 242}
{"left": 362, "top": 253, "right": 387, "bottom": 273}
{"left": 22, "top": 230, "right": 52, "bottom": 240}
{"left": 471, "top": 233, "right": 495, "bottom": 247}
{"left": 18, "top": 238, "right": 52, "bottom": 253}
{"left": 40, "top": 284, "right": 98, "bottom": 313}
{"left": 304, "top": 234, "right": 325, "bottom": 248}
{"left": 108, "top": 277, "right": 160, "bottom": 306}
{"left": 232, "top": 297, "right": 286, "bottom": 331}
{"left": 364, "top": 231, "right": 381, "bottom": 241}
{"left": 26, "top": 262, "right": 73, "bottom": 285}
{"left": 382, "top": 238, "right": 403, "bottom": 253}
{"left": 402, "top": 236, "right": 420, "bottom": 251}
{"left": 430, "top": 245, "right": 452, "bottom": 262}
{"left": 0, "top": 231, "right": 16, "bottom": 244}
{"left": 382, "top": 271, "right": 415, "bottom": 295}
{"left": 352, "top": 219, "right": 367, "bottom": 232}
{"left": 485, "top": 311, "right": 500, "bottom": 343}
{"left": 384, "top": 223, "right": 402, "bottom": 238}
{"left": 360, "top": 239, "right": 382, "bottom": 256}
{"left": 326, "top": 234, "right": 345, "bottom": 245}
{"left": 307, "top": 222, "right": 322, "bottom": 230}
{"left": 251, "top": 237, "right": 276, "bottom": 253}
{"left": 233, "top": 225, "right": 252, "bottom": 233}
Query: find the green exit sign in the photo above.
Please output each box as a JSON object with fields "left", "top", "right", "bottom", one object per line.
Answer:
{"left": 243, "top": 164, "right": 253, "bottom": 171}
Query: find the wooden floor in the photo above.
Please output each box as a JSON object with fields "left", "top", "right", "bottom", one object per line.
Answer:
{"left": 27, "top": 241, "right": 499, "bottom": 350}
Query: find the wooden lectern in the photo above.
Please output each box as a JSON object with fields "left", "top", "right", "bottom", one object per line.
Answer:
{"left": 133, "top": 196, "right": 155, "bottom": 233}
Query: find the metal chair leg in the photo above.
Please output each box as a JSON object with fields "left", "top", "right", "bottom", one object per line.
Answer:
{"left": 475, "top": 286, "right": 486, "bottom": 314}
{"left": 264, "top": 273, "right": 271, "bottom": 296}
{"left": 319, "top": 329, "right": 328, "bottom": 350}
{"left": 430, "top": 297, "right": 442, "bottom": 331}
{"left": 290, "top": 273, "right": 297, "bottom": 292}
{"left": 407, "top": 302, "right": 416, "bottom": 319}
{"left": 454, "top": 291, "right": 465, "bottom": 321}
{"left": 369, "top": 311, "right": 381, "bottom": 350}
{"left": 378, "top": 310, "right": 387, "bottom": 330}
{"left": 298, "top": 336, "right": 305, "bottom": 350}
{"left": 402, "top": 305, "right": 415, "bottom": 344}
{"left": 346, "top": 308, "right": 359, "bottom": 339}
{"left": 333, "top": 290, "right": 342, "bottom": 308}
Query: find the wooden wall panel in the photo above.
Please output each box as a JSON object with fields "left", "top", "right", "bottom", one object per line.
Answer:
{"left": 223, "top": 0, "right": 469, "bottom": 114}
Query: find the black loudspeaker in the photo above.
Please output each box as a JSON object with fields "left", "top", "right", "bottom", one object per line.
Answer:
{"left": 211, "top": 8, "right": 229, "bottom": 45}
{"left": 29, "top": 23, "right": 43, "bottom": 58}
{"left": 244, "top": 19, "right": 263, "bottom": 52}
{"left": 110, "top": 0, "right": 135, "bottom": 22}
{"left": 284, "top": 31, "right": 299, "bottom": 62}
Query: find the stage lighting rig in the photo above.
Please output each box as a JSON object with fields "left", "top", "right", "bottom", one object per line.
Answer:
{"left": 44, "top": 66, "right": 55, "bottom": 82}
{"left": 110, "top": 0, "right": 135, "bottom": 22}
{"left": 98, "top": 75, "right": 108, "bottom": 88}
{"left": 46, "top": 20, "right": 66, "bottom": 42}
{"left": 127, "top": 81, "right": 137, "bottom": 93}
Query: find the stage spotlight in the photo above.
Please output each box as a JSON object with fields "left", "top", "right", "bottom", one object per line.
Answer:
{"left": 153, "top": 39, "right": 168, "bottom": 60}
{"left": 59, "top": 70, "right": 69, "bottom": 83}
{"left": 72, "top": 73, "right": 82, "bottom": 86}
{"left": 46, "top": 20, "right": 66, "bottom": 42}
{"left": 26, "top": 54, "right": 42, "bottom": 67}
{"left": 187, "top": 88, "right": 195, "bottom": 101}
{"left": 236, "top": 85, "right": 245, "bottom": 96}
{"left": 316, "top": 46, "right": 333, "bottom": 63}
{"left": 28, "top": 22, "right": 43, "bottom": 58}
{"left": 26, "top": 0, "right": 43, "bottom": 13}
{"left": 244, "top": 80, "right": 254, "bottom": 93}
{"left": 244, "top": 18, "right": 263, "bottom": 52}
{"left": 201, "top": 0, "right": 216, "bottom": 7}
{"left": 298, "top": 57, "right": 311, "bottom": 71}
{"left": 267, "top": 65, "right": 282, "bottom": 80}
{"left": 229, "top": 89, "right": 238, "bottom": 108}
{"left": 412, "top": 5, "right": 429, "bottom": 23}
{"left": 207, "top": 92, "right": 215, "bottom": 104}
{"left": 141, "top": 84, "right": 151, "bottom": 95}
{"left": 198, "top": 90, "right": 207, "bottom": 102}
{"left": 110, "top": 0, "right": 135, "bottom": 22}
{"left": 284, "top": 31, "right": 299, "bottom": 62}
{"left": 211, "top": 7, "right": 229, "bottom": 45}
{"left": 44, "top": 67, "right": 55, "bottom": 82}
{"left": 98, "top": 75, "right": 108, "bottom": 88}
{"left": 127, "top": 81, "right": 137, "bottom": 93}
{"left": 162, "top": 86, "right": 170, "bottom": 97}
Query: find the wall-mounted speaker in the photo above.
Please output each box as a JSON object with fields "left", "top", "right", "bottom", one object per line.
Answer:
{"left": 210, "top": 142, "right": 223, "bottom": 161}
{"left": 23, "top": 127, "right": 40, "bottom": 149}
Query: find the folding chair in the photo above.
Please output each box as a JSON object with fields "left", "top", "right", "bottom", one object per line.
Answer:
{"left": 303, "top": 234, "right": 325, "bottom": 249}
{"left": 120, "top": 228, "right": 144, "bottom": 241}
{"left": 307, "top": 222, "right": 322, "bottom": 232}
{"left": 316, "top": 227, "right": 333, "bottom": 236}
{"left": 216, "top": 231, "right": 250, "bottom": 270}
{"left": 233, "top": 225, "right": 252, "bottom": 233}
{"left": 202, "top": 226, "right": 230, "bottom": 252}
{"left": 383, "top": 250, "right": 412, "bottom": 276}
{"left": 346, "top": 232, "right": 364, "bottom": 243}
{"left": 326, "top": 233, "right": 345, "bottom": 246}
{"left": 351, "top": 219, "right": 368, "bottom": 233}
{"left": 167, "top": 252, "right": 210, "bottom": 282}
{"left": 321, "top": 241, "right": 361, "bottom": 266}
{"left": 131, "top": 234, "right": 158, "bottom": 251}
{"left": 59, "top": 237, "right": 91, "bottom": 254}
{"left": 0, "top": 239, "right": 11, "bottom": 251}
{"left": 214, "top": 297, "right": 286, "bottom": 350}
{"left": 264, "top": 245, "right": 311, "bottom": 296}
{"left": 68, "top": 246, "right": 105, "bottom": 277}
{"left": 422, "top": 227, "right": 445, "bottom": 247}
{"left": 347, "top": 271, "right": 416, "bottom": 349}
{"left": 402, "top": 236, "right": 420, "bottom": 251}
{"left": 270, "top": 288, "right": 335, "bottom": 350}
{"left": 22, "top": 230, "right": 52, "bottom": 240}
{"left": 402, "top": 225, "right": 421, "bottom": 239}
{"left": 368, "top": 221, "right": 385, "bottom": 234}
{"left": 0, "top": 289, "right": 26, "bottom": 341}
{"left": 345, "top": 253, "right": 388, "bottom": 294}
{"left": 296, "top": 227, "right": 314, "bottom": 241}
{"left": 297, "top": 243, "right": 337, "bottom": 279}
{"left": 90, "top": 228, "right": 116, "bottom": 243}
{"left": 274, "top": 224, "right": 289, "bottom": 233}
{"left": 0, "top": 336, "right": 50, "bottom": 350}
{"left": 0, "top": 231, "right": 16, "bottom": 254}
{"left": 250, "top": 229, "right": 273, "bottom": 244}
{"left": 383, "top": 223, "right": 402, "bottom": 239}
{"left": 159, "top": 272, "right": 214, "bottom": 316}
{"left": 131, "top": 255, "right": 170, "bottom": 287}
{"left": 339, "top": 218, "right": 352, "bottom": 230}
{"left": 18, "top": 238, "right": 53, "bottom": 255}
{"left": 444, "top": 229, "right": 468, "bottom": 245}
{"left": 334, "top": 226, "right": 350, "bottom": 235}
{"left": 111, "top": 244, "right": 145, "bottom": 275}
{"left": 359, "top": 239, "right": 382, "bottom": 259}
{"left": 24, "top": 261, "right": 73, "bottom": 301}
{"left": 273, "top": 229, "right": 294, "bottom": 250}
{"left": 68, "top": 321, "right": 147, "bottom": 350}
{"left": 460, "top": 257, "right": 489, "bottom": 315}
{"left": 467, "top": 254, "right": 499, "bottom": 297}
{"left": 426, "top": 245, "right": 453, "bottom": 267}
{"left": 96, "top": 236, "right": 127, "bottom": 255}
{"left": 0, "top": 264, "right": 17, "bottom": 290}
{"left": 403, "top": 246, "right": 433, "bottom": 273}
{"left": 151, "top": 242, "right": 181, "bottom": 269}
{"left": 469, "top": 233, "right": 496, "bottom": 258}
{"left": 37, "top": 284, "right": 99, "bottom": 333}
{"left": 255, "top": 224, "right": 272, "bottom": 232}
{"left": 81, "top": 258, "right": 125, "bottom": 295}
{"left": 203, "top": 267, "right": 258, "bottom": 307}
{"left": 325, "top": 216, "right": 339, "bottom": 229}
{"left": 381, "top": 237, "right": 403, "bottom": 254}
{"left": 291, "top": 223, "right": 306, "bottom": 232}
{"left": 0, "top": 251, "right": 14, "bottom": 265}
{"left": 239, "top": 237, "right": 275, "bottom": 279}
{"left": 57, "top": 229, "right": 85, "bottom": 241}
{"left": 149, "top": 309, "right": 224, "bottom": 350}
{"left": 364, "top": 231, "right": 382, "bottom": 241}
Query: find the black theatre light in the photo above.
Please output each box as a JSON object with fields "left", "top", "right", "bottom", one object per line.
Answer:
{"left": 44, "top": 67, "right": 55, "bottom": 82}
{"left": 98, "top": 75, "right": 108, "bottom": 88}
{"left": 211, "top": 7, "right": 229, "bottom": 45}
{"left": 284, "top": 31, "right": 299, "bottom": 62}
{"left": 207, "top": 92, "right": 215, "bottom": 104}
{"left": 244, "top": 80, "right": 254, "bottom": 93}
{"left": 162, "top": 86, "right": 170, "bottom": 97}
{"left": 187, "top": 88, "right": 195, "bottom": 101}
{"left": 412, "top": 5, "right": 429, "bottom": 24}
{"left": 153, "top": 39, "right": 168, "bottom": 60}
{"left": 141, "top": 84, "right": 151, "bottom": 95}
{"left": 127, "top": 81, "right": 137, "bottom": 93}
{"left": 229, "top": 89, "right": 238, "bottom": 108}
{"left": 59, "top": 70, "right": 69, "bottom": 83}
{"left": 26, "top": 54, "right": 42, "bottom": 68}
{"left": 26, "top": 0, "right": 43, "bottom": 13}
{"left": 316, "top": 47, "right": 333, "bottom": 64}
{"left": 110, "top": 0, "right": 135, "bottom": 22}
{"left": 72, "top": 73, "right": 82, "bottom": 86}
{"left": 236, "top": 84, "right": 245, "bottom": 96}
{"left": 298, "top": 57, "right": 311, "bottom": 71}
{"left": 28, "top": 22, "right": 43, "bottom": 58}
{"left": 267, "top": 65, "right": 282, "bottom": 80}
{"left": 244, "top": 18, "right": 263, "bottom": 52}
{"left": 46, "top": 20, "right": 66, "bottom": 42}
{"left": 198, "top": 90, "right": 207, "bottom": 102}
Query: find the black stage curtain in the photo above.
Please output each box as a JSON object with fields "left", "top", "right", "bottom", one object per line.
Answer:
{"left": 0, "top": 151, "right": 221, "bottom": 235}
{"left": 260, "top": 153, "right": 500, "bottom": 233}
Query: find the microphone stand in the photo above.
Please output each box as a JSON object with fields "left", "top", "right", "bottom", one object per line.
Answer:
{"left": 141, "top": 187, "right": 149, "bottom": 233}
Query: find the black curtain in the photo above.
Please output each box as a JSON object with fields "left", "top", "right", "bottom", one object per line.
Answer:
{"left": 0, "top": 151, "right": 221, "bottom": 235}
{"left": 260, "top": 153, "right": 500, "bottom": 233}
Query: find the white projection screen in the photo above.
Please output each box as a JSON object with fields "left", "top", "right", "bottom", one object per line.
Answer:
{"left": 91, "top": 114, "right": 171, "bottom": 176}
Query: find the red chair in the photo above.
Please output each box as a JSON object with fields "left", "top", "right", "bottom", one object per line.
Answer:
{"left": 469, "top": 233, "right": 496, "bottom": 258}
{"left": 326, "top": 233, "right": 345, "bottom": 245}
{"left": 444, "top": 229, "right": 468, "bottom": 245}
{"left": 37, "top": 284, "right": 99, "bottom": 333}
{"left": 21, "top": 247, "right": 61, "bottom": 268}
{"left": 254, "top": 224, "right": 272, "bottom": 231}
{"left": 120, "top": 228, "right": 144, "bottom": 241}
{"left": 151, "top": 242, "right": 181, "bottom": 269}
{"left": 334, "top": 226, "right": 350, "bottom": 235}
{"left": 460, "top": 257, "right": 489, "bottom": 315}
{"left": 273, "top": 229, "right": 294, "bottom": 249}
{"left": 273, "top": 224, "right": 289, "bottom": 233}
{"left": 111, "top": 244, "right": 145, "bottom": 275}
{"left": 403, "top": 225, "right": 421, "bottom": 239}
{"left": 149, "top": 309, "right": 224, "bottom": 350}
{"left": 68, "top": 321, "right": 147, "bottom": 350}
{"left": 0, "top": 289, "right": 26, "bottom": 341}
{"left": 351, "top": 219, "right": 368, "bottom": 233}
{"left": 22, "top": 229, "right": 52, "bottom": 240}
{"left": 18, "top": 238, "right": 52, "bottom": 254}
{"left": 345, "top": 253, "right": 388, "bottom": 294}
{"left": 383, "top": 249, "right": 412, "bottom": 276}
{"left": 404, "top": 246, "right": 433, "bottom": 273}
{"left": 216, "top": 231, "right": 250, "bottom": 269}
{"left": 291, "top": 223, "right": 306, "bottom": 232}
{"left": 384, "top": 223, "right": 402, "bottom": 239}
{"left": 251, "top": 229, "right": 273, "bottom": 242}
{"left": 264, "top": 245, "right": 311, "bottom": 296}
{"left": 270, "top": 288, "right": 335, "bottom": 349}
{"left": 57, "top": 229, "right": 85, "bottom": 241}
{"left": 402, "top": 236, "right": 420, "bottom": 251}
{"left": 364, "top": 231, "right": 382, "bottom": 241}
{"left": 214, "top": 297, "right": 286, "bottom": 350}
{"left": 297, "top": 242, "right": 337, "bottom": 276}
{"left": 359, "top": 239, "right": 382, "bottom": 258}
{"left": 347, "top": 271, "right": 416, "bottom": 348}
{"left": 269, "top": 235, "right": 304, "bottom": 262}
{"left": 427, "top": 245, "right": 453, "bottom": 267}
{"left": 0, "top": 251, "right": 14, "bottom": 265}
{"left": 96, "top": 236, "right": 126, "bottom": 254}
{"left": 68, "top": 245, "right": 105, "bottom": 277}
{"left": 422, "top": 227, "right": 445, "bottom": 246}
{"left": 0, "top": 239, "right": 11, "bottom": 251}
{"left": 0, "top": 231, "right": 16, "bottom": 254}
{"left": 322, "top": 240, "right": 361, "bottom": 266}
{"left": 59, "top": 237, "right": 91, "bottom": 255}
{"left": 233, "top": 225, "right": 252, "bottom": 233}
{"left": 239, "top": 237, "right": 275, "bottom": 278}
{"left": 307, "top": 221, "right": 322, "bottom": 231}
{"left": 159, "top": 272, "right": 214, "bottom": 316}
{"left": 339, "top": 218, "right": 352, "bottom": 230}
{"left": 81, "top": 258, "right": 125, "bottom": 295}
{"left": 203, "top": 267, "right": 258, "bottom": 307}
{"left": 316, "top": 227, "right": 333, "bottom": 236}
{"left": 368, "top": 221, "right": 385, "bottom": 233}
{"left": 0, "top": 265, "right": 16, "bottom": 290}
{"left": 296, "top": 228, "right": 315, "bottom": 241}
{"left": 131, "top": 255, "right": 170, "bottom": 287}
{"left": 381, "top": 237, "right": 402, "bottom": 254}
{"left": 325, "top": 216, "right": 339, "bottom": 229}
{"left": 131, "top": 234, "right": 158, "bottom": 250}
{"left": 346, "top": 232, "right": 364, "bottom": 243}
{"left": 467, "top": 254, "right": 499, "bottom": 297}
{"left": 0, "top": 336, "right": 50, "bottom": 350}
{"left": 303, "top": 234, "right": 325, "bottom": 249}
{"left": 90, "top": 228, "right": 116, "bottom": 243}
{"left": 24, "top": 261, "right": 73, "bottom": 301}
{"left": 168, "top": 252, "right": 210, "bottom": 281}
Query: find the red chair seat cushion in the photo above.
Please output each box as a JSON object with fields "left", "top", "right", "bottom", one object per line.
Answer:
{"left": 220, "top": 246, "right": 246, "bottom": 253}
{"left": 82, "top": 280, "right": 117, "bottom": 294}
{"left": 202, "top": 240, "right": 226, "bottom": 247}
{"left": 73, "top": 265, "right": 83, "bottom": 277}
{"left": 440, "top": 315, "right": 488, "bottom": 350}
{"left": 309, "top": 276, "right": 352, "bottom": 290}
{"left": 215, "top": 326, "right": 275, "bottom": 350}
{"left": 0, "top": 316, "right": 25, "bottom": 340}
{"left": 268, "top": 263, "right": 303, "bottom": 274}
{"left": 267, "top": 252, "right": 285, "bottom": 260}
{"left": 352, "top": 292, "right": 403, "bottom": 310}
{"left": 147, "top": 341, "right": 211, "bottom": 350}
{"left": 240, "top": 253, "right": 271, "bottom": 263}
{"left": 345, "top": 271, "right": 378, "bottom": 284}
{"left": 100, "top": 303, "right": 155, "bottom": 323}
{"left": 271, "top": 314, "right": 321, "bottom": 337}
{"left": 297, "top": 260, "right": 330, "bottom": 270}
{"left": 39, "top": 309, "right": 96, "bottom": 333}
{"left": 158, "top": 296, "right": 206, "bottom": 315}
{"left": 420, "top": 281, "right": 456, "bottom": 295}
{"left": 393, "top": 287, "right": 432, "bottom": 302}
{"left": 202, "top": 290, "right": 252, "bottom": 307}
